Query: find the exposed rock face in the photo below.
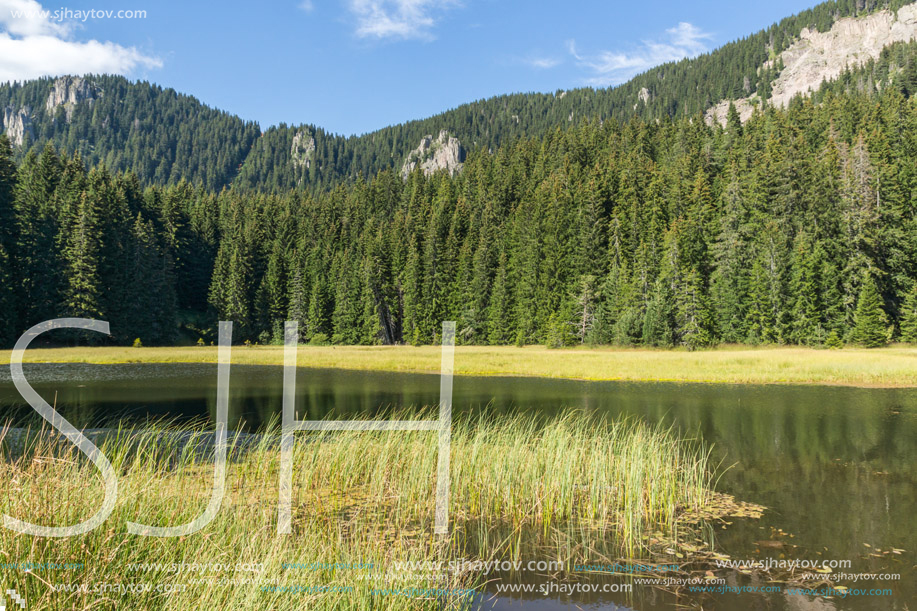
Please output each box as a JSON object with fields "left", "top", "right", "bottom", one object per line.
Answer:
{"left": 706, "top": 4, "right": 917, "bottom": 126}
{"left": 638, "top": 87, "right": 651, "bottom": 105}
{"left": 401, "top": 130, "right": 465, "bottom": 179}
{"left": 291, "top": 129, "right": 316, "bottom": 171}
{"left": 2, "top": 106, "right": 33, "bottom": 146}
{"left": 705, "top": 98, "right": 757, "bottom": 126}
{"left": 45, "top": 76, "right": 99, "bottom": 122}
{"left": 634, "top": 86, "right": 652, "bottom": 111}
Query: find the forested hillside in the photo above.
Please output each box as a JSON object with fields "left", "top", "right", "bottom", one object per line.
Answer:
{"left": 235, "top": 0, "right": 917, "bottom": 192}
{"left": 3, "top": 60, "right": 917, "bottom": 349}
{"left": 0, "top": 75, "right": 260, "bottom": 191}
{"left": 2, "top": 0, "right": 915, "bottom": 193}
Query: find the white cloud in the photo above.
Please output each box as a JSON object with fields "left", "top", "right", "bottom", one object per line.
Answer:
{"left": 524, "top": 56, "right": 561, "bottom": 70}
{"left": 348, "top": 0, "right": 460, "bottom": 40}
{"left": 299, "top": 0, "right": 315, "bottom": 12}
{"left": 0, "top": 0, "right": 161, "bottom": 83}
{"left": 569, "top": 22, "right": 712, "bottom": 87}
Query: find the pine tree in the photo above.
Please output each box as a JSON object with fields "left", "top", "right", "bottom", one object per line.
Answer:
{"left": 789, "top": 234, "right": 823, "bottom": 344}
{"left": 574, "top": 275, "right": 599, "bottom": 344}
{"left": 0, "top": 242, "right": 15, "bottom": 345}
{"left": 899, "top": 284, "right": 917, "bottom": 343}
{"left": 676, "top": 269, "right": 716, "bottom": 349}
{"left": 0, "top": 136, "right": 17, "bottom": 344}
{"left": 15, "top": 146, "right": 64, "bottom": 327}
{"left": 486, "top": 252, "right": 512, "bottom": 344}
{"left": 125, "top": 214, "right": 177, "bottom": 344}
{"left": 642, "top": 278, "right": 674, "bottom": 347}
{"left": 62, "top": 193, "right": 104, "bottom": 322}
{"left": 850, "top": 275, "right": 889, "bottom": 347}
{"left": 306, "top": 274, "right": 331, "bottom": 341}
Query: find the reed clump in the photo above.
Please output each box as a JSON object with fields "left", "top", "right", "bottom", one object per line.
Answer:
{"left": 0, "top": 412, "right": 714, "bottom": 610}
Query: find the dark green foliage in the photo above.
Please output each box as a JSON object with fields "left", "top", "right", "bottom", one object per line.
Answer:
{"left": 3, "top": 144, "right": 196, "bottom": 345}
{"left": 3, "top": 2, "right": 915, "bottom": 195}
{"left": 851, "top": 276, "right": 889, "bottom": 347}
{"left": 5, "top": 4, "right": 917, "bottom": 347}
{"left": 897, "top": 284, "right": 917, "bottom": 342}
{"left": 0, "top": 75, "right": 259, "bottom": 191}
{"left": 5, "top": 82, "right": 917, "bottom": 348}
{"left": 0, "top": 136, "right": 17, "bottom": 345}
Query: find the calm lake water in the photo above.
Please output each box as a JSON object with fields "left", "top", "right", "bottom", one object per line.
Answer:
{"left": 1, "top": 363, "right": 915, "bottom": 610}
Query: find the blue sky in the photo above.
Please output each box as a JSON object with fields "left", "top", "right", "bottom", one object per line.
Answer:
{"left": 1, "top": 0, "right": 821, "bottom": 135}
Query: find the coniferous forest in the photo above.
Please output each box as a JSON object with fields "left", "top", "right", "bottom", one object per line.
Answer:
{"left": 3, "top": 67, "right": 917, "bottom": 349}
{"left": 3, "top": 1, "right": 916, "bottom": 196}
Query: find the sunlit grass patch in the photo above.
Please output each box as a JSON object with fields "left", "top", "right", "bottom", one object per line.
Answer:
{"left": 0, "top": 412, "right": 725, "bottom": 610}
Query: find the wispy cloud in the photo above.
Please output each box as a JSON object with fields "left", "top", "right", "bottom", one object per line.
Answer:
{"left": 569, "top": 22, "right": 712, "bottom": 86}
{"left": 299, "top": 0, "right": 315, "bottom": 12}
{"left": 0, "top": 0, "right": 161, "bottom": 82}
{"left": 348, "top": 0, "right": 460, "bottom": 40}
{"left": 524, "top": 56, "right": 561, "bottom": 70}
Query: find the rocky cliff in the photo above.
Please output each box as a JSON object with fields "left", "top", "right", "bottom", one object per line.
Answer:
{"left": 401, "top": 130, "right": 465, "bottom": 179}
{"left": 291, "top": 129, "right": 316, "bottom": 170}
{"left": 2, "top": 76, "right": 102, "bottom": 146}
{"left": 45, "top": 76, "right": 100, "bottom": 122}
{"left": 2, "top": 106, "right": 33, "bottom": 147}
{"left": 707, "top": 4, "right": 917, "bottom": 125}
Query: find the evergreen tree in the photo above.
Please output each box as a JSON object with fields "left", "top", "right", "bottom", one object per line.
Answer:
{"left": 0, "top": 136, "right": 17, "bottom": 344}
{"left": 850, "top": 275, "right": 889, "bottom": 347}
{"left": 62, "top": 192, "right": 103, "bottom": 322}
{"left": 898, "top": 284, "right": 917, "bottom": 343}
{"left": 789, "top": 233, "right": 823, "bottom": 344}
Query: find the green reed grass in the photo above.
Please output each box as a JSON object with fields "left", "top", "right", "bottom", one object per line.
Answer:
{"left": 0, "top": 412, "right": 712, "bottom": 610}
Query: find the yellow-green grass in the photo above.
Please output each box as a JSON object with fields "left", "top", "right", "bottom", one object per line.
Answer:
{"left": 6, "top": 344, "right": 917, "bottom": 387}
{"left": 0, "top": 413, "right": 712, "bottom": 610}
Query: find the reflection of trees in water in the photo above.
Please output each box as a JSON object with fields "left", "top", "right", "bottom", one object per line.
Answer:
{"left": 2, "top": 366, "right": 915, "bottom": 600}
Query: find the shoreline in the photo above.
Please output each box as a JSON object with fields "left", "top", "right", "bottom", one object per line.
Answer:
{"left": 3, "top": 344, "right": 916, "bottom": 388}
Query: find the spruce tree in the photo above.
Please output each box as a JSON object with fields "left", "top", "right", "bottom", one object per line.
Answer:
{"left": 0, "top": 242, "right": 15, "bottom": 346}
{"left": 62, "top": 193, "right": 103, "bottom": 322}
{"left": 850, "top": 276, "right": 888, "bottom": 347}
{"left": 0, "top": 136, "right": 17, "bottom": 345}
{"left": 899, "top": 284, "right": 917, "bottom": 343}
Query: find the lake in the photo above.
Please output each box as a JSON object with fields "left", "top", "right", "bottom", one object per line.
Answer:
{"left": 1, "top": 363, "right": 915, "bottom": 610}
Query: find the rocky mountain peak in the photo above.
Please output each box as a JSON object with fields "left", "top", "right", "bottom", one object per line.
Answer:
{"left": 46, "top": 76, "right": 100, "bottom": 122}
{"left": 707, "top": 4, "right": 917, "bottom": 126}
{"left": 401, "top": 130, "right": 465, "bottom": 179}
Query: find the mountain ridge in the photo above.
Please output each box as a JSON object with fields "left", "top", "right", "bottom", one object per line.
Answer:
{"left": 2, "top": 0, "right": 916, "bottom": 192}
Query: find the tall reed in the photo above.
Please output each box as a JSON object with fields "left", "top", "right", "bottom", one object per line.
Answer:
{"left": 0, "top": 411, "right": 712, "bottom": 610}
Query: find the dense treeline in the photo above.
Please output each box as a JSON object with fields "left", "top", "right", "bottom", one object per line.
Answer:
{"left": 0, "top": 75, "right": 260, "bottom": 191}
{"left": 3, "top": 2, "right": 914, "bottom": 194}
{"left": 0, "top": 138, "right": 213, "bottom": 346}
{"left": 3, "top": 77, "right": 917, "bottom": 349}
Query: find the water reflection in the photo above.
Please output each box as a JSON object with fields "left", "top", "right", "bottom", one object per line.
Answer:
{"left": 0, "top": 364, "right": 914, "bottom": 610}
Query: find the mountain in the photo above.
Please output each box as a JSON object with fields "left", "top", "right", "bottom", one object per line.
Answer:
{"left": 706, "top": 2, "right": 917, "bottom": 124}
{"left": 2, "top": 0, "right": 917, "bottom": 195}
{"left": 232, "top": 0, "right": 917, "bottom": 192}
{"left": 0, "top": 75, "right": 260, "bottom": 191}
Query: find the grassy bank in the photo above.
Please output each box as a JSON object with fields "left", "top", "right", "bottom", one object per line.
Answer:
{"left": 0, "top": 413, "right": 713, "bottom": 610}
{"left": 6, "top": 344, "right": 917, "bottom": 387}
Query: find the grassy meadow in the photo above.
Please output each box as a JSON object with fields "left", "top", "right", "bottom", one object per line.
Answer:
{"left": 5, "top": 343, "right": 917, "bottom": 387}
{"left": 0, "top": 413, "right": 713, "bottom": 610}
